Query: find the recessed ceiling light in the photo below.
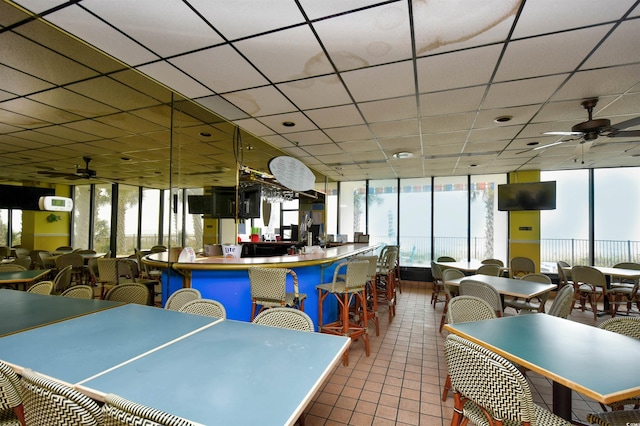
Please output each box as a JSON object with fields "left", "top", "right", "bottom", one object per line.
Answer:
{"left": 282, "top": 121, "right": 296, "bottom": 127}
{"left": 527, "top": 141, "right": 540, "bottom": 146}
{"left": 121, "top": 157, "right": 130, "bottom": 161}
{"left": 494, "top": 115, "right": 513, "bottom": 123}
{"left": 392, "top": 151, "right": 413, "bottom": 159}
{"left": 470, "top": 164, "right": 478, "bottom": 167}
{"left": 199, "top": 132, "right": 212, "bottom": 137}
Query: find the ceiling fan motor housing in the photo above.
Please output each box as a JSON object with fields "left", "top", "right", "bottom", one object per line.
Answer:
{"left": 571, "top": 118, "right": 611, "bottom": 138}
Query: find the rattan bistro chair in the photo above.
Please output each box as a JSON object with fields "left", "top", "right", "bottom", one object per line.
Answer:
{"left": 587, "top": 410, "right": 640, "bottom": 426}
{"left": 0, "top": 360, "right": 25, "bottom": 426}
{"left": 104, "top": 283, "right": 149, "bottom": 305}
{"left": 546, "top": 284, "right": 575, "bottom": 318}
{"left": 444, "top": 334, "right": 571, "bottom": 426}
{"left": 178, "top": 298, "right": 226, "bottom": 319}
{"left": 26, "top": 281, "right": 53, "bottom": 295}
{"left": 102, "top": 393, "right": 194, "bottom": 426}
{"left": 60, "top": 285, "right": 94, "bottom": 299}
{"left": 441, "top": 295, "right": 497, "bottom": 402}
{"left": 252, "top": 307, "right": 314, "bottom": 332}
{"left": 475, "top": 264, "right": 502, "bottom": 276}
{"left": 21, "top": 368, "right": 102, "bottom": 426}
{"left": 504, "top": 273, "right": 553, "bottom": 314}
{"left": 571, "top": 265, "right": 610, "bottom": 320}
{"left": 248, "top": 267, "right": 306, "bottom": 321}
{"left": 164, "top": 288, "right": 201, "bottom": 311}
{"left": 459, "top": 279, "right": 503, "bottom": 317}
{"left": 510, "top": 256, "right": 536, "bottom": 278}
{"left": 439, "top": 268, "right": 464, "bottom": 333}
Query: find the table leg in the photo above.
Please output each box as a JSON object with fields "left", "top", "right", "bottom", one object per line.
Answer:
{"left": 552, "top": 381, "right": 572, "bottom": 421}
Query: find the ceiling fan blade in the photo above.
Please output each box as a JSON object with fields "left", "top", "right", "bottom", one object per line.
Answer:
{"left": 37, "top": 171, "right": 77, "bottom": 178}
{"left": 543, "top": 131, "right": 583, "bottom": 136}
{"left": 611, "top": 116, "right": 640, "bottom": 130}
{"left": 609, "top": 129, "right": 640, "bottom": 138}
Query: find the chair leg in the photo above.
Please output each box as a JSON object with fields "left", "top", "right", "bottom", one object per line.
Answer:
{"left": 439, "top": 298, "right": 449, "bottom": 333}
{"left": 441, "top": 374, "right": 451, "bottom": 401}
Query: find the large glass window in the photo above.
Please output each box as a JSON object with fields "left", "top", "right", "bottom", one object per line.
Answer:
{"left": 540, "top": 170, "right": 589, "bottom": 269}
{"left": 141, "top": 188, "right": 161, "bottom": 249}
{"left": 325, "top": 182, "right": 338, "bottom": 237}
{"left": 368, "top": 179, "right": 398, "bottom": 247}
{"left": 471, "top": 174, "right": 507, "bottom": 263}
{"left": 185, "top": 188, "right": 203, "bottom": 249}
{"left": 73, "top": 185, "right": 91, "bottom": 249}
{"left": 10, "top": 210, "right": 21, "bottom": 247}
{"left": 117, "top": 185, "right": 140, "bottom": 255}
{"left": 399, "top": 178, "right": 431, "bottom": 266}
{"left": 338, "top": 181, "right": 366, "bottom": 241}
{"left": 594, "top": 167, "right": 640, "bottom": 265}
{"left": 0, "top": 209, "right": 8, "bottom": 246}
{"left": 92, "top": 184, "right": 112, "bottom": 253}
{"left": 433, "top": 176, "right": 468, "bottom": 260}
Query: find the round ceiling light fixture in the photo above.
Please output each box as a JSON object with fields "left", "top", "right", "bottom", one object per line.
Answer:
{"left": 392, "top": 151, "right": 413, "bottom": 159}
{"left": 268, "top": 156, "right": 315, "bottom": 192}
{"left": 494, "top": 115, "right": 513, "bottom": 123}
{"left": 282, "top": 121, "right": 296, "bottom": 127}
{"left": 526, "top": 141, "right": 540, "bottom": 146}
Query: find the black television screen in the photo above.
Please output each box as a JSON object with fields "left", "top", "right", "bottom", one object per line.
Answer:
{"left": 239, "top": 184, "right": 261, "bottom": 219}
{"left": 210, "top": 185, "right": 262, "bottom": 219}
{"left": 211, "top": 187, "right": 236, "bottom": 218}
{"left": 0, "top": 184, "right": 54, "bottom": 210}
{"left": 498, "top": 181, "right": 556, "bottom": 211}
{"left": 187, "top": 195, "right": 213, "bottom": 215}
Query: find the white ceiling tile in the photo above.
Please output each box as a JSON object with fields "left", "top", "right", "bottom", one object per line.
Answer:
{"left": 335, "top": 139, "right": 380, "bottom": 152}
{"left": 359, "top": 96, "right": 417, "bottom": 122}
{"left": 81, "top": 0, "right": 223, "bottom": 57}
{"left": 513, "top": 0, "right": 637, "bottom": 38}
{"left": 282, "top": 130, "right": 333, "bottom": 146}
{"left": 258, "top": 111, "right": 318, "bottom": 133}
{"left": 342, "top": 61, "right": 415, "bottom": 102}
{"left": 553, "top": 64, "right": 640, "bottom": 102}
{"left": 467, "top": 126, "right": 521, "bottom": 143}
{"left": 371, "top": 120, "right": 419, "bottom": 138}
{"left": 298, "top": 0, "right": 387, "bottom": 20}
{"left": 474, "top": 105, "right": 540, "bottom": 128}
{"left": 324, "top": 125, "right": 373, "bottom": 142}
{"left": 420, "top": 112, "right": 476, "bottom": 134}
{"left": 10, "top": 0, "right": 67, "bottom": 14}
{"left": 234, "top": 26, "right": 333, "bottom": 83}
{"left": 169, "top": 45, "right": 269, "bottom": 93}
{"left": 45, "top": 6, "right": 158, "bottom": 66}
{"left": 222, "top": 86, "right": 296, "bottom": 117}
{"left": 137, "top": 62, "right": 211, "bottom": 99}
{"left": 195, "top": 96, "right": 250, "bottom": 121}
{"left": 305, "top": 105, "right": 365, "bottom": 128}
{"left": 412, "top": 0, "right": 519, "bottom": 55}
{"left": 483, "top": 74, "right": 568, "bottom": 109}
{"left": 187, "top": 0, "right": 306, "bottom": 41}
{"left": 303, "top": 143, "right": 343, "bottom": 155}
{"left": 420, "top": 86, "right": 486, "bottom": 116}
{"left": 582, "top": 20, "right": 640, "bottom": 68}
{"left": 231, "top": 118, "right": 275, "bottom": 137}
{"left": 314, "top": 2, "right": 412, "bottom": 71}
{"left": 495, "top": 26, "right": 612, "bottom": 82}
{"left": 422, "top": 131, "right": 468, "bottom": 146}
{"left": 277, "top": 75, "right": 352, "bottom": 110}
{"left": 417, "top": 45, "right": 502, "bottom": 92}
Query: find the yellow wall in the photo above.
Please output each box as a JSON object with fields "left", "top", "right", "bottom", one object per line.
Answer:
{"left": 21, "top": 185, "right": 71, "bottom": 251}
{"left": 507, "top": 171, "right": 540, "bottom": 272}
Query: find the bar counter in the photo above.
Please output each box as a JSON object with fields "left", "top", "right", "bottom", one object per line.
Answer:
{"left": 145, "top": 243, "right": 378, "bottom": 327}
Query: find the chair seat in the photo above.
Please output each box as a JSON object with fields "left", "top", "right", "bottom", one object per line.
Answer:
{"left": 577, "top": 283, "right": 603, "bottom": 294}
{"left": 587, "top": 409, "right": 640, "bottom": 426}
{"left": 316, "top": 282, "right": 364, "bottom": 294}
{"left": 464, "top": 399, "right": 570, "bottom": 426}
{"left": 0, "top": 409, "right": 22, "bottom": 426}
{"left": 504, "top": 298, "right": 543, "bottom": 311}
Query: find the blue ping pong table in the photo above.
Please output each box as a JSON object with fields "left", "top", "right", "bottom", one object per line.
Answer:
{"left": 0, "top": 303, "right": 350, "bottom": 425}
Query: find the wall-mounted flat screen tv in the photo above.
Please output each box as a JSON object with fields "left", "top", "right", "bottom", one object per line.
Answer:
{"left": 187, "top": 195, "right": 213, "bottom": 215}
{"left": 497, "top": 181, "right": 556, "bottom": 211}
{"left": 209, "top": 185, "right": 262, "bottom": 219}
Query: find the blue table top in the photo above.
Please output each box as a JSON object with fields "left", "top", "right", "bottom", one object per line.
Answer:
{"left": 78, "top": 319, "right": 350, "bottom": 425}
{"left": 445, "top": 314, "right": 640, "bottom": 404}
{"left": 0, "top": 304, "right": 219, "bottom": 383}
{"left": 0, "top": 288, "right": 122, "bottom": 337}
{"left": 447, "top": 274, "right": 556, "bottom": 298}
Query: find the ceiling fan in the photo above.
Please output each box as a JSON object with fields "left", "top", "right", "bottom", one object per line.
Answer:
{"left": 37, "top": 156, "right": 101, "bottom": 180}
{"left": 530, "top": 98, "right": 640, "bottom": 152}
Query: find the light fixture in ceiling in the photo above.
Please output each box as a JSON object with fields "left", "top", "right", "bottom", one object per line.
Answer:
{"left": 282, "top": 121, "right": 296, "bottom": 127}
{"left": 392, "top": 151, "right": 413, "bottom": 159}
{"left": 199, "top": 132, "right": 212, "bottom": 137}
{"left": 526, "top": 141, "right": 539, "bottom": 146}
{"left": 494, "top": 115, "right": 513, "bottom": 123}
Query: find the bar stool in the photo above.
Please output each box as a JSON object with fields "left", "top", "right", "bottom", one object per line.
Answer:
{"left": 376, "top": 247, "right": 398, "bottom": 321}
{"left": 317, "top": 259, "right": 370, "bottom": 366}
{"left": 361, "top": 255, "right": 380, "bottom": 336}
{"left": 248, "top": 267, "right": 307, "bottom": 321}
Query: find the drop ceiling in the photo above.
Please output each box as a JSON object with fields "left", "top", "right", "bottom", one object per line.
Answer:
{"left": 1, "top": 0, "right": 639, "bottom": 189}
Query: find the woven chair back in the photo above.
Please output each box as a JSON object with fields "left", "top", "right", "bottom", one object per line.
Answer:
{"left": 476, "top": 264, "right": 502, "bottom": 276}
{"left": 27, "top": 281, "right": 53, "bottom": 295}
{"left": 102, "top": 393, "right": 194, "bottom": 426}
{"left": 444, "top": 335, "right": 538, "bottom": 424}
{"left": 249, "top": 267, "right": 287, "bottom": 303}
{"left": 447, "top": 295, "right": 497, "bottom": 324}
{"left": 252, "top": 307, "right": 314, "bottom": 332}
{"left": 598, "top": 317, "right": 640, "bottom": 339}
{"left": 547, "top": 285, "right": 575, "bottom": 318}
{"left": 105, "top": 283, "right": 149, "bottom": 305}
{"left": 60, "top": 285, "right": 94, "bottom": 299}
{"left": 510, "top": 256, "right": 536, "bottom": 278}
{"left": 0, "top": 360, "right": 22, "bottom": 413}
{"left": 459, "top": 279, "right": 503, "bottom": 316}
{"left": 21, "top": 368, "right": 102, "bottom": 426}
{"left": 165, "top": 288, "right": 201, "bottom": 311}
{"left": 179, "top": 299, "right": 226, "bottom": 319}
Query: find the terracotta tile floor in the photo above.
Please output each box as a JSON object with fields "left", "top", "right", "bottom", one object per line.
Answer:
{"left": 303, "top": 281, "right": 628, "bottom": 426}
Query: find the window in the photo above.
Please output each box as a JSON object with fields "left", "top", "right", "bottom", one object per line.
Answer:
{"left": 367, "top": 179, "right": 398, "bottom": 247}
{"left": 339, "top": 181, "right": 366, "bottom": 241}
{"left": 470, "top": 174, "right": 507, "bottom": 263}
{"left": 92, "top": 184, "right": 112, "bottom": 253}
{"left": 399, "top": 178, "right": 431, "bottom": 266}
{"left": 117, "top": 185, "right": 139, "bottom": 254}
{"left": 433, "top": 176, "right": 468, "bottom": 260}
{"left": 540, "top": 170, "right": 589, "bottom": 270}
{"left": 141, "top": 188, "right": 161, "bottom": 249}
{"left": 185, "top": 188, "right": 203, "bottom": 249}
{"left": 594, "top": 167, "right": 640, "bottom": 265}
{"left": 73, "top": 185, "right": 91, "bottom": 249}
